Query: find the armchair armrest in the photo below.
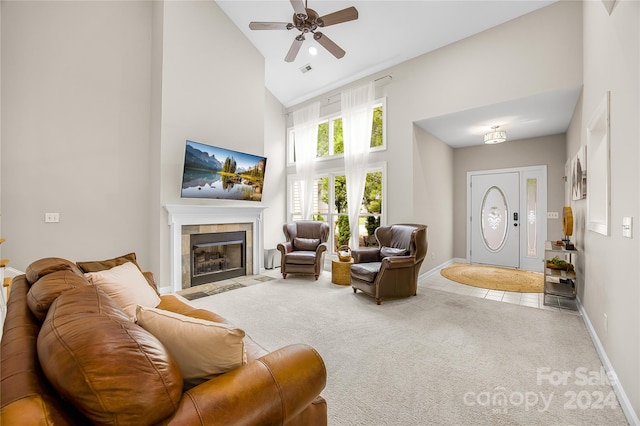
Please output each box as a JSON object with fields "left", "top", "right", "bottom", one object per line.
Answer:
{"left": 381, "top": 255, "right": 416, "bottom": 270}
{"left": 276, "top": 242, "right": 293, "bottom": 255}
{"left": 316, "top": 242, "right": 328, "bottom": 255}
{"left": 161, "top": 344, "right": 326, "bottom": 426}
{"left": 352, "top": 248, "right": 381, "bottom": 264}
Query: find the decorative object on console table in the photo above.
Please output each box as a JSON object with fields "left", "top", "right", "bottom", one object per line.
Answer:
{"left": 331, "top": 258, "right": 353, "bottom": 286}
{"left": 562, "top": 206, "right": 575, "bottom": 250}
{"left": 543, "top": 241, "right": 577, "bottom": 310}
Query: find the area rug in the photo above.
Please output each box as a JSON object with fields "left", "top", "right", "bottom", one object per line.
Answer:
{"left": 189, "top": 274, "right": 626, "bottom": 426}
{"left": 441, "top": 262, "right": 543, "bottom": 293}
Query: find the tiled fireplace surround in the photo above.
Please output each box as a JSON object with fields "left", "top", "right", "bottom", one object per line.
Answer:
{"left": 165, "top": 205, "right": 266, "bottom": 293}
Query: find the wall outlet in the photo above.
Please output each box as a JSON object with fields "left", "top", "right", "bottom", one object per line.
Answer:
{"left": 547, "top": 212, "right": 559, "bottom": 219}
{"left": 45, "top": 213, "right": 60, "bottom": 223}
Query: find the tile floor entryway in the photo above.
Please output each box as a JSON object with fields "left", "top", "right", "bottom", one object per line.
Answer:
{"left": 421, "top": 269, "right": 580, "bottom": 315}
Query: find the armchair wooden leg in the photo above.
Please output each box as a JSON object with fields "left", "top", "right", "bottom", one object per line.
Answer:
{"left": 314, "top": 274, "right": 319, "bottom": 280}
{"left": 376, "top": 298, "right": 382, "bottom": 305}
{"left": 353, "top": 288, "right": 357, "bottom": 293}
{"left": 282, "top": 273, "right": 287, "bottom": 279}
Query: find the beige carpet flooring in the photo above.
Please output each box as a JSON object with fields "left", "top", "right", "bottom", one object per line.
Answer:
{"left": 189, "top": 272, "right": 627, "bottom": 426}
{"left": 441, "top": 263, "right": 544, "bottom": 293}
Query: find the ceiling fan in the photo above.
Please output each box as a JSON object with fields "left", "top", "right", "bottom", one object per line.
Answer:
{"left": 249, "top": 0, "right": 358, "bottom": 62}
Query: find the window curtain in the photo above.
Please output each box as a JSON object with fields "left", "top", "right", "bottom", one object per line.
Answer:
{"left": 341, "top": 82, "right": 375, "bottom": 249}
{"left": 293, "top": 102, "right": 320, "bottom": 220}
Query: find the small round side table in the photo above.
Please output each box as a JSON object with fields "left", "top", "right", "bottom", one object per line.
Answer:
{"left": 331, "top": 259, "right": 353, "bottom": 286}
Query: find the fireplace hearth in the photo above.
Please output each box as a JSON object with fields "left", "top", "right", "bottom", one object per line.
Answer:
{"left": 190, "top": 231, "right": 246, "bottom": 286}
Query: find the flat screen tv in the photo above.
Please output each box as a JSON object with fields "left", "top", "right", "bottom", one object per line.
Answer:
{"left": 181, "top": 140, "right": 267, "bottom": 202}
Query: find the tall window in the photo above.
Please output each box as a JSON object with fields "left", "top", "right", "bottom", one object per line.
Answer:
{"left": 289, "top": 169, "right": 384, "bottom": 250}
{"left": 287, "top": 98, "right": 386, "bottom": 251}
{"left": 288, "top": 100, "right": 385, "bottom": 163}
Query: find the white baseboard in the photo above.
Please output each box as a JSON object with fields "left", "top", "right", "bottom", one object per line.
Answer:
{"left": 577, "top": 297, "right": 640, "bottom": 425}
{"left": 419, "top": 257, "right": 466, "bottom": 282}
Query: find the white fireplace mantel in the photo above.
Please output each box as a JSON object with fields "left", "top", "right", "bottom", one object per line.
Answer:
{"left": 164, "top": 204, "right": 266, "bottom": 293}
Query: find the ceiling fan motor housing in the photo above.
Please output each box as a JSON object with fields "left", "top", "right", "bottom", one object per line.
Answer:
{"left": 293, "top": 8, "right": 321, "bottom": 33}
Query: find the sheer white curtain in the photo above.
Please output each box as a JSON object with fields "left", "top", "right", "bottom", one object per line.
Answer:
{"left": 293, "top": 102, "right": 320, "bottom": 220}
{"left": 342, "top": 82, "right": 375, "bottom": 249}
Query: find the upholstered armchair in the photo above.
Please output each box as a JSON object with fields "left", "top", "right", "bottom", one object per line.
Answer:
{"left": 277, "top": 221, "right": 330, "bottom": 280}
{"left": 351, "top": 224, "right": 428, "bottom": 305}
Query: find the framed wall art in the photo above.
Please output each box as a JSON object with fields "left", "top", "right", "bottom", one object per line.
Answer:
{"left": 571, "top": 145, "right": 587, "bottom": 201}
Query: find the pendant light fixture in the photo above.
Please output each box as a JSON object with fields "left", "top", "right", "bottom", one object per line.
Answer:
{"left": 484, "top": 125, "right": 507, "bottom": 144}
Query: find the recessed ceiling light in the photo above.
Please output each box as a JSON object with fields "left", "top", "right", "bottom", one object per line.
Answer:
{"left": 308, "top": 46, "right": 318, "bottom": 56}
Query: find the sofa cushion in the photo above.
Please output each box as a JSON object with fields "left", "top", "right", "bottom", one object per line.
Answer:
{"left": 25, "top": 257, "right": 85, "bottom": 285}
{"left": 136, "top": 306, "right": 247, "bottom": 388}
{"left": 27, "top": 270, "right": 90, "bottom": 322}
{"left": 380, "top": 246, "right": 407, "bottom": 258}
{"left": 37, "top": 285, "right": 183, "bottom": 425}
{"left": 84, "top": 261, "right": 160, "bottom": 321}
{"left": 294, "top": 237, "right": 320, "bottom": 251}
{"left": 76, "top": 252, "right": 160, "bottom": 295}
{"left": 351, "top": 262, "right": 381, "bottom": 283}
{"left": 285, "top": 251, "right": 318, "bottom": 265}
{"left": 157, "top": 294, "right": 269, "bottom": 362}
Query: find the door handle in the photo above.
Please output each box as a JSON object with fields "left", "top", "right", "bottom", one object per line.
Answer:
{"left": 513, "top": 212, "right": 519, "bottom": 221}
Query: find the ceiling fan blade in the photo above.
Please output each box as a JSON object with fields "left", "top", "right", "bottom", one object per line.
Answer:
{"left": 318, "top": 6, "right": 358, "bottom": 27}
{"left": 249, "top": 22, "right": 292, "bottom": 30}
{"left": 290, "top": 0, "right": 307, "bottom": 18}
{"left": 285, "top": 35, "right": 305, "bottom": 62}
{"left": 313, "top": 32, "right": 345, "bottom": 59}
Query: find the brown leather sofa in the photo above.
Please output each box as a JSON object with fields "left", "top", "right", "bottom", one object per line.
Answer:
{"left": 1, "top": 257, "right": 327, "bottom": 425}
{"left": 351, "top": 224, "right": 428, "bottom": 305}
{"left": 277, "top": 221, "right": 330, "bottom": 280}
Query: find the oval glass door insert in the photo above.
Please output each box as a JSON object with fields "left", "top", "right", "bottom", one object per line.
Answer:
{"left": 481, "top": 186, "right": 508, "bottom": 252}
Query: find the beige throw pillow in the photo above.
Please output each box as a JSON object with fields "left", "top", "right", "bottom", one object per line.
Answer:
{"left": 84, "top": 262, "right": 161, "bottom": 321}
{"left": 136, "top": 306, "right": 247, "bottom": 388}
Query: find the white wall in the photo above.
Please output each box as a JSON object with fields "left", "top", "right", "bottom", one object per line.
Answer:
{"left": 412, "top": 125, "right": 454, "bottom": 269}
{"left": 156, "top": 0, "right": 266, "bottom": 286}
{"left": 263, "top": 89, "right": 287, "bottom": 251}
{"left": 1, "top": 1, "right": 154, "bottom": 270}
{"left": 567, "top": 0, "right": 640, "bottom": 419}
{"left": 0, "top": 0, "right": 272, "bottom": 282}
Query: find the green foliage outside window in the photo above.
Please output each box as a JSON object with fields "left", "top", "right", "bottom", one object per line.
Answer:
{"left": 334, "top": 119, "right": 344, "bottom": 154}
{"left": 311, "top": 104, "right": 381, "bottom": 158}
{"left": 371, "top": 106, "right": 383, "bottom": 148}
{"left": 317, "top": 172, "right": 382, "bottom": 248}
{"left": 317, "top": 122, "right": 329, "bottom": 157}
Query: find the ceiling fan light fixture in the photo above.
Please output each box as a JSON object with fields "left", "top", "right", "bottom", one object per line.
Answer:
{"left": 484, "top": 125, "right": 507, "bottom": 144}
{"left": 308, "top": 46, "right": 318, "bottom": 56}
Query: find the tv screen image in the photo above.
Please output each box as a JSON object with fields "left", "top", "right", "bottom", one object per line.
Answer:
{"left": 181, "top": 140, "right": 267, "bottom": 202}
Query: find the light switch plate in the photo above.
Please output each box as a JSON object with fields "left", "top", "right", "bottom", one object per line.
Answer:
{"left": 45, "top": 213, "right": 60, "bottom": 223}
{"left": 622, "top": 217, "right": 632, "bottom": 238}
{"left": 547, "top": 212, "right": 559, "bottom": 219}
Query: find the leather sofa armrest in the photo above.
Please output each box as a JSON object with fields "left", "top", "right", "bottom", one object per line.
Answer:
{"left": 352, "top": 248, "right": 381, "bottom": 264}
{"left": 161, "top": 344, "right": 326, "bottom": 426}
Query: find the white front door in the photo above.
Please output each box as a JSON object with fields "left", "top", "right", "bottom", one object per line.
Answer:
{"left": 470, "top": 172, "right": 520, "bottom": 268}
{"left": 468, "top": 166, "right": 547, "bottom": 271}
